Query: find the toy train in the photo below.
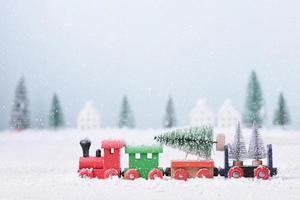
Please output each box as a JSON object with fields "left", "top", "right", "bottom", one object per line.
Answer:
{"left": 78, "top": 138, "right": 277, "bottom": 180}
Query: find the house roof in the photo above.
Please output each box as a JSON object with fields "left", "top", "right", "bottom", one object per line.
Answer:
{"left": 78, "top": 100, "right": 100, "bottom": 120}
{"left": 190, "top": 99, "right": 214, "bottom": 116}
{"left": 101, "top": 139, "right": 125, "bottom": 149}
{"left": 217, "top": 99, "right": 240, "bottom": 117}
{"left": 125, "top": 144, "right": 163, "bottom": 154}
{"left": 189, "top": 99, "right": 215, "bottom": 126}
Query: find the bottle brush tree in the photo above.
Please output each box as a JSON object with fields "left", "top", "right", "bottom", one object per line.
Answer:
{"left": 273, "top": 92, "right": 290, "bottom": 128}
{"left": 248, "top": 122, "right": 266, "bottom": 161}
{"left": 118, "top": 95, "right": 135, "bottom": 128}
{"left": 154, "top": 126, "right": 215, "bottom": 159}
{"left": 10, "top": 77, "right": 30, "bottom": 130}
{"left": 49, "top": 93, "right": 64, "bottom": 129}
{"left": 242, "top": 70, "right": 264, "bottom": 127}
{"left": 228, "top": 122, "right": 247, "bottom": 161}
{"left": 163, "top": 96, "right": 177, "bottom": 128}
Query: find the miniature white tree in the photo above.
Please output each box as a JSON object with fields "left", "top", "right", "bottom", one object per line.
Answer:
{"left": 229, "top": 122, "right": 247, "bottom": 160}
{"left": 10, "top": 77, "right": 30, "bottom": 130}
{"left": 163, "top": 96, "right": 177, "bottom": 128}
{"left": 248, "top": 122, "right": 266, "bottom": 160}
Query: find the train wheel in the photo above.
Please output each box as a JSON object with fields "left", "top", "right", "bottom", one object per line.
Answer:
{"left": 173, "top": 169, "right": 188, "bottom": 181}
{"left": 148, "top": 169, "right": 163, "bottom": 180}
{"left": 254, "top": 166, "right": 270, "bottom": 180}
{"left": 124, "top": 169, "right": 140, "bottom": 180}
{"left": 196, "top": 168, "right": 212, "bottom": 178}
{"left": 78, "top": 168, "right": 93, "bottom": 178}
{"left": 164, "top": 167, "right": 171, "bottom": 177}
{"left": 104, "top": 169, "right": 119, "bottom": 179}
{"left": 228, "top": 166, "right": 243, "bottom": 178}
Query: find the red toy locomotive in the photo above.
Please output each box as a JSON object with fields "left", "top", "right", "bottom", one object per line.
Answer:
{"left": 78, "top": 139, "right": 125, "bottom": 179}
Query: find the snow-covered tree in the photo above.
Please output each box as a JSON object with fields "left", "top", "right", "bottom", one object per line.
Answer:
{"left": 10, "top": 77, "right": 30, "bottom": 130}
{"left": 228, "top": 122, "right": 247, "bottom": 160}
{"left": 273, "top": 92, "right": 290, "bottom": 128}
{"left": 248, "top": 123, "right": 266, "bottom": 160}
{"left": 154, "top": 126, "right": 215, "bottom": 159}
{"left": 118, "top": 96, "right": 135, "bottom": 128}
{"left": 49, "top": 93, "right": 64, "bottom": 128}
{"left": 163, "top": 96, "right": 177, "bottom": 128}
{"left": 243, "top": 70, "right": 264, "bottom": 127}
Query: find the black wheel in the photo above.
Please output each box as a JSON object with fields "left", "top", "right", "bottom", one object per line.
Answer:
{"left": 218, "top": 168, "right": 225, "bottom": 176}
{"left": 272, "top": 168, "right": 278, "bottom": 176}
{"left": 164, "top": 167, "right": 171, "bottom": 176}
{"left": 121, "top": 170, "right": 125, "bottom": 177}
{"left": 213, "top": 167, "right": 219, "bottom": 176}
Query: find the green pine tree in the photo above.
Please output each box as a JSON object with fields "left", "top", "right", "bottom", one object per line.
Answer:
{"left": 273, "top": 92, "right": 290, "bottom": 128}
{"left": 49, "top": 93, "right": 64, "bottom": 129}
{"left": 163, "top": 96, "right": 177, "bottom": 128}
{"left": 10, "top": 77, "right": 30, "bottom": 130}
{"left": 118, "top": 96, "right": 135, "bottom": 128}
{"left": 154, "top": 127, "right": 215, "bottom": 159}
{"left": 242, "top": 70, "right": 264, "bottom": 127}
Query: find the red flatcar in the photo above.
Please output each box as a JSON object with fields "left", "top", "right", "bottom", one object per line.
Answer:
{"left": 170, "top": 160, "right": 216, "bottom": 181}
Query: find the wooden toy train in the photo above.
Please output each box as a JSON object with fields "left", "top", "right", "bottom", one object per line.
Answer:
{"left": 78, "top": 137, "right": 277, "bottom": 180}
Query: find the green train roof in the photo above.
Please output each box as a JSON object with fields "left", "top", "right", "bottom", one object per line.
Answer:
{"left": 125, "top": 144, "right": 163, "bottom": 154}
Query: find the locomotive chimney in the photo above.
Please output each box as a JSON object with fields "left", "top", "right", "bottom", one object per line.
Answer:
{"left": 80, "top": 138, "right": 91, "bottom": 157}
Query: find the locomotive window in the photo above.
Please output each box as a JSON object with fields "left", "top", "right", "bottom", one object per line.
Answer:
{"left": 135, "top": 153, "right": 141, "bottom": 159}
{"left": 110, "top": 148, "right": 114, "bottom": 154}
{"left": 147, "top": 153, "right": 152, "bottom": 159}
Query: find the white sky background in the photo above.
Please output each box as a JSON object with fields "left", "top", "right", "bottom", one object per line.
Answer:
{"left": 0, "top": 0, "right": 299, "bottom": 129}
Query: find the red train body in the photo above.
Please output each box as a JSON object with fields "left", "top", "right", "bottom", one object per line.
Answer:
{"left": 78, "top": 139, "right": 124, "bottom": 179}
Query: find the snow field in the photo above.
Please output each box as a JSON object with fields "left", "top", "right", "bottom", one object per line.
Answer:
{"left": 0, "top": 128, "right": 299, "bottom": 200}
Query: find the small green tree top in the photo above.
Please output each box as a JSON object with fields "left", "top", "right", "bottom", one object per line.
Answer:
{"left": 49, "top": 93, "right": 64, "bottom": 128}
{"left": 273, "top": 92, "right": 290, "bottom": 127}
{"left": 163, "top": 96, "right": 177, "bottom": 128}
{"left": 243, "top": 70, "right": 264, "bottom": 127}
{"left": 154, "top": 126, "right": 215, "bottom": 159}
{"left": 118, "top": 96, "right": 135, "bottom": 128}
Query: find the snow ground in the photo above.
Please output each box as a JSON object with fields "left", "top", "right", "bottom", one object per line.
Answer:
{"left": 0, "top": 128, "right": 299, "bottom": 200}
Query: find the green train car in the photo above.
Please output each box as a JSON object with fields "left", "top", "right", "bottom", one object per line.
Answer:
{"left": 123, "top": 145, "right": 164, "bottom": 180}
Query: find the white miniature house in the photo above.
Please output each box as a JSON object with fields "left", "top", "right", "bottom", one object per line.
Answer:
{"left": 190, "top": 99, "right": 215, "bottom": 127}
{"left": 77, "top": 101, "right": 100, "bottom": 130}
{"left": 217, "top": 100, "right": 241, "bottom": 128}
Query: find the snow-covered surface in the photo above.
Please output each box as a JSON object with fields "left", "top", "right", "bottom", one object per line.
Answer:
{"left": 0, "top": 128, "right": 299, "bottom": 200}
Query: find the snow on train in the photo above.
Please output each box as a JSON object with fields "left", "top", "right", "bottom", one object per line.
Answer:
{"left": 78, "top": 133, "right": 277, "bottom": 180}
